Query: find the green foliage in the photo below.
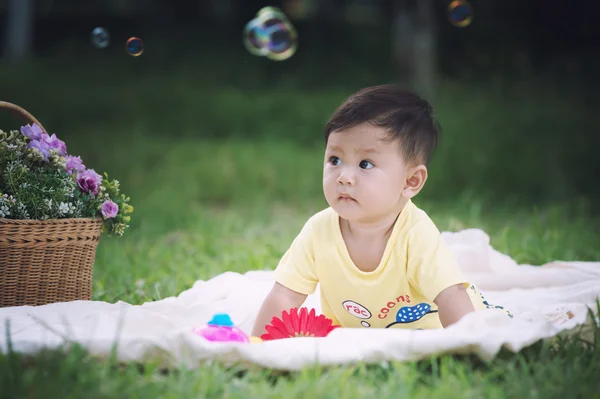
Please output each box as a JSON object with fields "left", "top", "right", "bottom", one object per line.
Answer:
{"left": 0, "top": 128, "right": 133, "bottom": 237}
{"left": 0, "top": 129, "right": 81, "bottom": 219}
{"left": 97, "top": 173, "right": 135, "bottom": 236}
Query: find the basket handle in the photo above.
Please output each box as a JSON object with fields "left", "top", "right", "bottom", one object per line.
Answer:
{"left": 0, "top": 101, "right": 48, "bottom": 135}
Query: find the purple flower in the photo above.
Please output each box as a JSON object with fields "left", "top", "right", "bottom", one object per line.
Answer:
{"left": 21, "top": 123, "right": 44, "bottom": 140}
{"left": 65, "top": 155, "right": 86, "bottom": 175}
{"left": 77, "top": 169, "right": 102, "bottom": 196}
{"left": 101, "top": 200, "right": 119, "bottom": 219}
{"left": 41, "top": 133, "right": 67, "bottom": 156}
{"left": 27, "top": 139, "right": 51, "bottom": 160}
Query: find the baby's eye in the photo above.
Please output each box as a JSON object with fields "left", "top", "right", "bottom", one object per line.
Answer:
{"left": 329, "top": 156, "right": 341, "bottom": 166}
{"left": 359, "top": 160, "right": 374, "bottom": 169}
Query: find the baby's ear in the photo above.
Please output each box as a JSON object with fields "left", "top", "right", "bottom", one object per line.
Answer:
{"left": 402, "top": 165, "right": 428, "bottom": 199}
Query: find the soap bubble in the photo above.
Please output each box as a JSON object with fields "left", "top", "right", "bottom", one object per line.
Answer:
{"left": 263, "top": 20, "right": 297, "bottom": 61}
{"left": 126, "top": 37, "right": 144, "bottom": 56}
{"left": 243, "top": 6, "right": 298, "bottom": 61}
{"left": 91, "top": 27, "right": 110, "bottom": 49}
{"left": 448, "top": 0, "right": 473, "bottom": 27}
{"left": 243, "top": 19, "right": 270, "bottom": 56}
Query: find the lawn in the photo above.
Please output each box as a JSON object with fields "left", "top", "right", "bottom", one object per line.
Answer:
{"left": 1, "top": 55, "right": 599, "bottom": 398}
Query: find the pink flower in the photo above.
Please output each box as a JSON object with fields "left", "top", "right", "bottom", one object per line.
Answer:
{"left": 101, "top": 200, "right": 119, "bottom": 218}
{"left": 27, "top": 139, "right": 51, "bottom": 160}
{"left": 77, "top": 169, "right": 102, "bottom": 196}
{"left": 41, "top": 133, "right": 67, "bottom": 156}
{"left": 21, "top": 123, "right": 43, "bottom": 140}
{"left": 65, "top": 155, "right": 86, "bottom": 175}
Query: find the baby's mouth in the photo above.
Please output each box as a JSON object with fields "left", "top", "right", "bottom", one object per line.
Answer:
{"left": 338, "top": 193, "right": 356, "bottom": 202}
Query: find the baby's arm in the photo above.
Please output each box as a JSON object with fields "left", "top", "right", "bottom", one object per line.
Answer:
{"left": 253, "top": 215, "right": 317, "bottom": 336}
{"left": 251, "top": 282, "right": 307, "bottom": 337}
{"left": 405, "top": 214, "right": 478, "bottom": 328}
{"left": 434, "top": 283, "right": 475, "bottom": 327}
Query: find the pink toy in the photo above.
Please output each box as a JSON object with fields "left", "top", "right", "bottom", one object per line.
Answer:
{"left": 192, "top": 313, "right": 250, "bottom": 343}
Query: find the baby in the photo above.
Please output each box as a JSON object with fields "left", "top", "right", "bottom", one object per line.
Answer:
{"left": 252, "top": 84, "right": 507, "bottom": 335}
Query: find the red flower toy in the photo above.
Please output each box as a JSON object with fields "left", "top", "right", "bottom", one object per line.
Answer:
{"left": 260, "top": 307, "right": 340, "bottom": 340}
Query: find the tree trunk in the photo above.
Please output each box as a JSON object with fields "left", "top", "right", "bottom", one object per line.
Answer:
{"left": 391, "top": 0, "right": 437, "bottom": 98}
{"left": 3, "top": 0, "right": 35, "bottom": 64}
{"left": 391, "top": 0, "right": 414, "bottom": 81}
{"left": 413, "top": 0, "right": 437, "bottom": 98}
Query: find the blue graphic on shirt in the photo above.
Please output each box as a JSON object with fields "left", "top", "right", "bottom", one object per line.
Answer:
{"left": 385, "top": 303, "right": 438, "bottom": 328}
{"left": 395, "top": 303, "right": 433, "bottom": 323}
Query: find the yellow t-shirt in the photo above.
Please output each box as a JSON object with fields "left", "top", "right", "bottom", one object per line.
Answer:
{"left": 274, "top": 199, "right": 511, "bottom": 329}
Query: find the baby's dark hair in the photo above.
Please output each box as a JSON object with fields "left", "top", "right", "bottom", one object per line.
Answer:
{"left": 324, "top": 84, "right": 441, "bottom": 167}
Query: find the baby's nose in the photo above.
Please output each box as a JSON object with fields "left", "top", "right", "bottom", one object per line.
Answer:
{"left": 337, "top": 170, "right": 355, "bottom": 185}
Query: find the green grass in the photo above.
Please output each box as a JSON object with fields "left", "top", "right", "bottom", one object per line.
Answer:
{"left": 1, "top": 54, "right": 600, "bottom": 397}
{"left": 2, "top": 336, "right": 599, "bottom": 399}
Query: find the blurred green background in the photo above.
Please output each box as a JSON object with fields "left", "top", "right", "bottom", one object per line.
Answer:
{"left": 1, "top": 0, "right": 598, "bottom": 213}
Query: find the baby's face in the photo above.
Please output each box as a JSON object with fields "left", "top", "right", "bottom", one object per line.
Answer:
{"left": 323, "top": 123, "right": 410, "bottom": 223}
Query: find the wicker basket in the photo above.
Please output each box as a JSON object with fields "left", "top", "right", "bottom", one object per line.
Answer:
{"left": 0, "top": 101, "right": 103, "bottom": 307}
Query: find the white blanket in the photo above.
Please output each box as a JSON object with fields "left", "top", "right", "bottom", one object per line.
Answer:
{"left": 1, "top": 228, "right": 599, "bottom": 371}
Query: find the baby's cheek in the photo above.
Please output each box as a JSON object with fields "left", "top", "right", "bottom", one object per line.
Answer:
{"left": 323, "top": 173, "right": 337, "bottom": 186}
